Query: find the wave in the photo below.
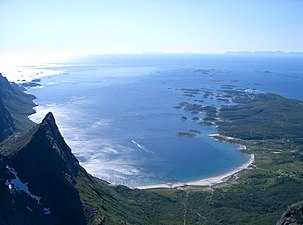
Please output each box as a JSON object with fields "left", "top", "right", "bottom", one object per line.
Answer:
{"left": 131, "top": 140, "right": 155, "bottom": 157}
{"left": 131, "top": 140, "right": 145, "bottom": 150}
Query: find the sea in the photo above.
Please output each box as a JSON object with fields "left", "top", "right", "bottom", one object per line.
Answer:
{"left": 24, "top": 54, "right": 303, "bottom": 187}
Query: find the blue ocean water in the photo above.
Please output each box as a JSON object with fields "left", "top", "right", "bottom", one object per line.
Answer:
{"left": 27, "top": 54, "right": 303, "bottom": 186}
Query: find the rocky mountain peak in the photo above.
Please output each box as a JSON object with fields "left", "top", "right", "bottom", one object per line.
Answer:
{"left": 7, "top": 111, "right": 82, "bottom": 182}
{"left": 42, "top": 111, "right": 56, "bottom": 124}
{"left": 0, "top": 112, "right": 85, "bottom": 225}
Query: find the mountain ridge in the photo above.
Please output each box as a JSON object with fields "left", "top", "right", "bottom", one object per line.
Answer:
{"left": 0, "top": 73, "right": 36, "bottom": 132}
{"left": 0, "top": 112, "right": 86, "bottom": 225}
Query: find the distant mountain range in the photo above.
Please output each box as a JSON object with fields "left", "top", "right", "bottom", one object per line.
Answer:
{"left": 225, "top": 51, "right": 303, "bottom": 55}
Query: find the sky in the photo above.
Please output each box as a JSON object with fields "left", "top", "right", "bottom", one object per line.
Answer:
{"left": 0, "top": 0, "right": 303, "bottom": 56}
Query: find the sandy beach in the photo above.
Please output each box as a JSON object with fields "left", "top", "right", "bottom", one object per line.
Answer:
{"left": 135, "top": 153, "right": 254, "bottom": 189}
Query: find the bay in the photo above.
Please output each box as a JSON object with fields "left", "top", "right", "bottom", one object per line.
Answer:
{"left": 27, "top": 54, "right": 303, "bottom": 186}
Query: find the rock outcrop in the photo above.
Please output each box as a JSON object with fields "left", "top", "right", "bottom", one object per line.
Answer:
{"left": 277, "top": 201, "right": 303, "bottom": 225}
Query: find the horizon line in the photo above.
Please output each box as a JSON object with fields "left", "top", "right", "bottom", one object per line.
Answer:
{"left": 1, "top": 50, "right": 303, "bottom": 57}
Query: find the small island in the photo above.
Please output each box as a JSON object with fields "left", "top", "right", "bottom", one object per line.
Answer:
{"left": 180, "top": 115, "right": 187, "bottom": 121}
{"left": 175, "top": 132, "right": 196, "bottom": 137}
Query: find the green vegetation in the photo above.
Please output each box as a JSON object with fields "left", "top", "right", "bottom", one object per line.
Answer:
{"left": 218, "top": 91, "right": 303, "bottom": 142}
{"left": 2, "top": 76, "right": 303, "bottom": 224}
{"left": 79, "top": 89, "right": 303, "bottom": 224}
{"left": 176, "top": 99, "right": 218, "bottom": 124}
{"left": 175, "top": 132, "right": 197, "bottom": 137}
{"left": 149, "top": 90, "right": 303, "bottom": 224}
{"left": 0, "top": 74, "right": 36, "bottom": 132}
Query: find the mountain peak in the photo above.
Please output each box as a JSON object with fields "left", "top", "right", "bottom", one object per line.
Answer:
{"left": 28, "top": 112, "right": 81, "bottom": 178}
{"left": 38, "top": 112, "right": 59, "bottom": 140}
{"left": 1, "top": 112, "right": 80, "bottom": 176}
{"left": 42, "top": 111, "right": 56, "bottom": 124}
{"left": 0, "top": 112, "right": 86, "bottom": 224}
{"left": 0, "top": 73, "right": 12, "bottom": 89}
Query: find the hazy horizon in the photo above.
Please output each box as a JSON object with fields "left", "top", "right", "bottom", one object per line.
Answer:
{"left": 1, "top": 0, "right": 302, "bottom": 56}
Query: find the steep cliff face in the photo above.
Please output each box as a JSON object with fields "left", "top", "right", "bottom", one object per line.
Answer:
{"left": 0, "top": 112, "right": 86, "bottom": 225}
{"left": 277, "top": 201, "right": 303, "bottom": 225}
{"left": 0, "top": 73, "right": 36, "bottom": 131}
{"left": 0, "top": 98, "right": 16, "bottom": 141}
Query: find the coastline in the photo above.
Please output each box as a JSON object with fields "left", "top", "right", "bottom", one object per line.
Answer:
{"left": 135, "top": 153, "right": 254, "bottom": 190}
{"left": 1, "top": 65, "right": 64, "bottom": 83}
{"left": 0, "top": 54, "right": 71, "bottom": 83}
{"left": 10, "top": 63, "right": 255, "bottom": 190}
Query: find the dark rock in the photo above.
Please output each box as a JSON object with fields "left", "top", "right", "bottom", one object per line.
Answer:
{"left": 198, "top": 121, "right": 213, "bottom": 126}
{"left": 0, "top": 112, "right": 85, "bottom": 225}
{"left": 0, "top": 98, "right": 16, "bottom": 141}
{"left": 20, "top": 82, "right": 41, "bottom": 88}
{"left": 180, "top": 115, "right": 187, "bottom": 121}
{"left": 0, "top": 73, "right": 36, "bottom": 131}
{"left": 191, "top": 117, "right": 200, "bottom": 121}
{"left": 276, "top": 201, "right": 303, "bottom": 225}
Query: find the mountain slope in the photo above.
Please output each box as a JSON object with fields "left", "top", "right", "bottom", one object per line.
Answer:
{"left": 0, "top": 97, "right": 16, "bottom": 141}
{"left": 0, "top": 112, "right": 86, "bottom": 225}
{"left": 0, "top": 73, "right": 35, "bottom": 131}
{"left": 0, "top": 112, "right": 181, "bottom": 225}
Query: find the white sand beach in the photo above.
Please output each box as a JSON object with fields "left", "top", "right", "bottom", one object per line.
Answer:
{"left": 135, "top": 153, "right": 254, "bottom": 190}
{"left": 208, "top": 133, "right": 236, "bottom": 141}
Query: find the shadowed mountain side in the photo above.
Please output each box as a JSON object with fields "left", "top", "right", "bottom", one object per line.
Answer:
{"left": 0, "top": 112, "right": 181, "bottom": 225}
{"left": 0, "top": 98, "right": 15, "bottom": 141}
{"left": 0, "top": 73, "right": 36, "bottom": 131}
{"left": 0, "top": 112, "right": 85, "bottom": 225}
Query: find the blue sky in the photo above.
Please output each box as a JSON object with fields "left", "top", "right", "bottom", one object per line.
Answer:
{"left": 0, "top": 0, "right": 302, "bottom": 55}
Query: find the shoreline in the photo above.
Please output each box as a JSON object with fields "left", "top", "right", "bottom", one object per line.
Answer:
{"left": 0, "top": 54, "right": 72, "bottom": 83}
{"left": 1, "top": 65, "right": 64, "bottom": 84}
{"left": 135, "top": 153, "right": 254, "bottom": 190}
{"left": 16, "top": 65, "right": 255, "bottom": 190}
